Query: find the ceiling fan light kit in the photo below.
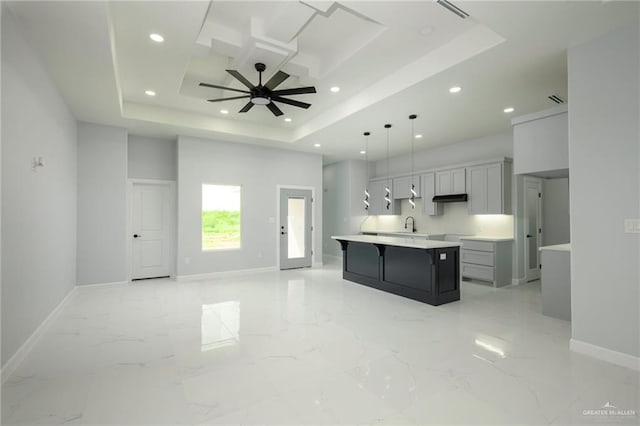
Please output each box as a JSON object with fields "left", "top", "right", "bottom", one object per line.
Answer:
{"left": 199, "top": 63, "right": 317, "bottom": 117}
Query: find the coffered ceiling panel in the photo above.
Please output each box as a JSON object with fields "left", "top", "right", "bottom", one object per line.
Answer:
{"left": 6, "top": 0, "right": 638, "bottom": 161}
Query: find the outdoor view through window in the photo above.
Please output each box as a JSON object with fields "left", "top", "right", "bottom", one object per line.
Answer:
{"left": 202, "top": 184, "right": 241, "bottom": 250}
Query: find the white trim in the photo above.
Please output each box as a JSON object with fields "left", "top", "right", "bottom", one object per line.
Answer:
{"left": 511, "top": 277, "right": 528, "bottom": 285}
{"left": 1, "top": 286, "right": 78, "bottom": 383}
{"left": 276, "top": 185, "right": 316, "bottom": 270}
{"left": 313, "top": 261, "right": 324, "bottom": 268}
{"left": 510, "top": 104, "right": 567, "bottom": 126}
{"left": 127, "top": 179, "right": 176, "bottom": 281}
{"left": 176, "top": 266, "right": 277, "bottom": 281}
{"left": 570, "top": 338, "right": 640, "bottom": 371}
{"left": 76, "top": 280, "right": 129, "bottom": 288}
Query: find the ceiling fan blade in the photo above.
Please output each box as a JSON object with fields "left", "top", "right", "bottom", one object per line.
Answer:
{"left": 239, "top": 102, "right": 254, "bottom": 113}
{"left": 271, "top": 86, "right": 317, "bottom": 96}
{"left": 207, "top": 95, "right": 250, "bottom": 103}
{"left": 199, "top": 82, "right": 251, "bottom": 94}
{"left": 226, "top": 69, "right": 255, "bottom": 90}
{"left": 272, "top": 96, "right": 311, "bottom": 109}
{"left": 264, "top": 70, "right": 290, "bottom": 90}
{"left": 266, "top": 102, "right": 284, "bottom": 117}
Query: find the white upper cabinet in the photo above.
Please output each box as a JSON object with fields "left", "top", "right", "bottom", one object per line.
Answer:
{"left": 435, "top": 168, "right": 466, "bottom": 195}
{"left": 512, "top": 106, "right": 568, "bottom": 177}
{"left": 421, "top": 172, "right": 443, "bottom": 216}
{"left": 466, "top": 162, "right": 512, "bottom": 214}
{"left": 367, "top": 180, "right": 400, "bottom": 215}
{"left": 392, "top": 176, "right": 421, "bottom": 200}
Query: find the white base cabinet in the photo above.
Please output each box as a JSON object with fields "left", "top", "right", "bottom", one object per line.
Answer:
{"left": 460, "top": 238, "right": 512, "bottom": 287}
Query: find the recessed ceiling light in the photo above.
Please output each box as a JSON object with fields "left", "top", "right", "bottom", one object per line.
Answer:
{"left": 419, "top": 26, "right": 434, "bottom": 36}
{"left": 449, "top": 86, "right": 462, "bottom": 94}
{"left": 415, "top": 134, "right": 423, "bottom": 138}
{"left": 313, "top": 143, "right": 321, "bottom": 148}
{"left": 144, "top": 90, "right": 156, "bottom": 96}
{"left": 284, "top": 117, "right": 292, "bottom": 122}
{"left": 330, "top": 86, "right": 340, "bottom": 93}
{"left": 503, "top": 107, "right": 515, "bottom": 113}
{"left": 220, "top": 109, "right": 229, "bottom": 114}
{"left": 360, "top": 150, "right": 366, "bottom": 155}
{"left": 149, "top": 33, "right": 164, "bottom": 43}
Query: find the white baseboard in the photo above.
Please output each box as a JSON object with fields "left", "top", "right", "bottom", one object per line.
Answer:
{"left": 177, "top": 267, "right": 277, "bottom": 281}
{"left": 511, "top": 277, "right": 528, "bottom": 285}
{"left": 1, "top": 286, "right": 78, "bottom": 384}
{"left": 570, "top": 338, "right": 640, "bottom": 371}
{"left": 76, "top": 280, "right": 129, "bottom": 288}
{"left": 313, "top": 261, "right": 324, "bottom": 268}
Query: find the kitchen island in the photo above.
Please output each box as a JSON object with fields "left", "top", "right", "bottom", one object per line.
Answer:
{"left": 332, "top": 235, "right": 461, "bottom": 306}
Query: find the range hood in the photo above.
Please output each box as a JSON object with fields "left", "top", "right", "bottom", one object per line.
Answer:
{"left": 432, "top": 194, "right": 468, "bottom": 203}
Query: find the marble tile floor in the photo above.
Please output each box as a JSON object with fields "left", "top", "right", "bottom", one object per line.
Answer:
{"left": 2, "top": 259, "right": 638, "bottom": 425}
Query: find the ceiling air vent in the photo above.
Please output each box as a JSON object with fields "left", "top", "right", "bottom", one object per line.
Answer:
{"left": 548, "top": 95, "right": 565, "bottom": 104}
{"left": 436, "top": 0, "right": 470, "bottom": 19}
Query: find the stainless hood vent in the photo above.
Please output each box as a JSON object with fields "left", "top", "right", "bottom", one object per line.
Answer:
{"left": 432, "top": 193, "right": 468, "bottom": 203}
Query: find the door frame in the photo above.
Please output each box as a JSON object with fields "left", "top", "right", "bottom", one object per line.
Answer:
{"left": 523, "top": 176, "right": 543, "bottom": 282}
{"left": 276, "top": 185, "right": 316, "bottom": 270}
{"left": 126, "top": 179, "right": 177, "bottom": 282}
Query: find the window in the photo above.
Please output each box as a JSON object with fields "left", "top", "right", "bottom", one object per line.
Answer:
{"left": 202, "top": 184, "right": 241, "bottom": 250}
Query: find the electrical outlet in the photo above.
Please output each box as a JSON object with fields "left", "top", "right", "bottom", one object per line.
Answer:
{"left": 624, "top": 219, "right": 640, "bottom": 233}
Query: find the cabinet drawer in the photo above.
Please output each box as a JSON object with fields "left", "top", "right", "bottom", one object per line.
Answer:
{"left": 461, "top": 240, "right": 494, "bottom": 252}
{"left": 462, "top": 249, "right": 494, "bottom": 266}
{"left": 462, "top": 263, "right": 495, "bottom": 282}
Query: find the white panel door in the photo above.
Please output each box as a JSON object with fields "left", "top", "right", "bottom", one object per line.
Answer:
{"left": 132, "top": 182, "right": 174, "bottom": 280}
{"left": 279, "top": 188, "right": 312, "bottom": 270}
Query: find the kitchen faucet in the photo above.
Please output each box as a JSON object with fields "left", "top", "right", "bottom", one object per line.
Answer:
{"left": 404, "top": 216, "right": 416, "bottom": 233}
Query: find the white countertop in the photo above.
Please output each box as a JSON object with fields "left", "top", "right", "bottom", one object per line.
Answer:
{"left": 540, "top": 243, "right": 571, "bottom": 252}
{"left": 332, "top": 235, "right": 460, "bottom": 249}
{"left": 459, "top": 236, "right": 514, "bottom": 242}
{"left": 373, "top": 231, "right": 444, "bottom": 239}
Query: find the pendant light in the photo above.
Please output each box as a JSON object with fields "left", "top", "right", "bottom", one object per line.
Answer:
{"left": 363, "top": 132, "right": 370, "bottom": 210}
{"left": 384, "top": 124, "right": 392, "bottom": 210}
{"left": 408, "top": 114, "right": 417, "bottom": 209}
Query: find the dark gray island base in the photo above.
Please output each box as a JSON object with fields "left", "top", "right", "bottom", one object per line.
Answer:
{"left": 333, "top": 236, "right": 460, "bottom": 306}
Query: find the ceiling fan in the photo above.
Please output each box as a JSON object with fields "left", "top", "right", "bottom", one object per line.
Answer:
{"left": 199, "top": 63, "right": 317, "bottom": 117}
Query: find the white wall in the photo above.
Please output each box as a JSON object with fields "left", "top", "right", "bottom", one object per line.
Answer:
{"left": 362, "top": 201, "right": 513, "bottom": 238}
{"left": 568, "top": 22, "right": 639, "bottom": 361}
{"left": 177, "top": 136, "right": 323, "bottom": 276}
{"left": 542, "top": 178, "right": 570, "bottom": 246}
{"left": 323, "top": 160, "right": 368, "bottom": 256}
{"left": 77, "top": 122, "right": 127, "bottom": 285}
{"left": 1, "top": 8, "right": 77, "bottom": 365}
{"left": 128, "top": 135, "right": 176, "bottom": 180}
{"left": 372, "top": 132, "right": 512, "bottom": 178}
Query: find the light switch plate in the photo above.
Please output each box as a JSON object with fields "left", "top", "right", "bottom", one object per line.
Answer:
{"left": 440, "top": 253, "right": 447, "bottom": 260}
{"left": 624, "top": 219, "right": 640, "bottom": 233}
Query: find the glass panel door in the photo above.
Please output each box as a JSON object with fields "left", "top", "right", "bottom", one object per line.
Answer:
{"left": 279, "top": 188, "right": 312, "bottom": 269}
{"left": 287, "top": 198, "right": 306, "bottom": 259}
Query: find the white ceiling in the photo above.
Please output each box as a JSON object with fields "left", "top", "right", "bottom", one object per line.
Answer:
{"left": 6, "top": 1, "right": 639, "bottom": 163}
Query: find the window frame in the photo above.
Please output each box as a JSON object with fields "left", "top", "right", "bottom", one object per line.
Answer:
{"left": 201, "top": 183, "right": 243, "bottom": 252}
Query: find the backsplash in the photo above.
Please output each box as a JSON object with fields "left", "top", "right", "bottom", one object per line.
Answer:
{"left": 361, "top": 199, "right": 514, "bottom": 237}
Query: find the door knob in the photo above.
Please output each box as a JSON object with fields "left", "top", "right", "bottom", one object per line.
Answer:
{"left": 133, "top": 234, "right": 141, "bottom": 238}
{"left": 281, "top": 231, "right": 287, "bottom": 235}
{"left": 526, "top": 234, "right": 532, "bottom": 238}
